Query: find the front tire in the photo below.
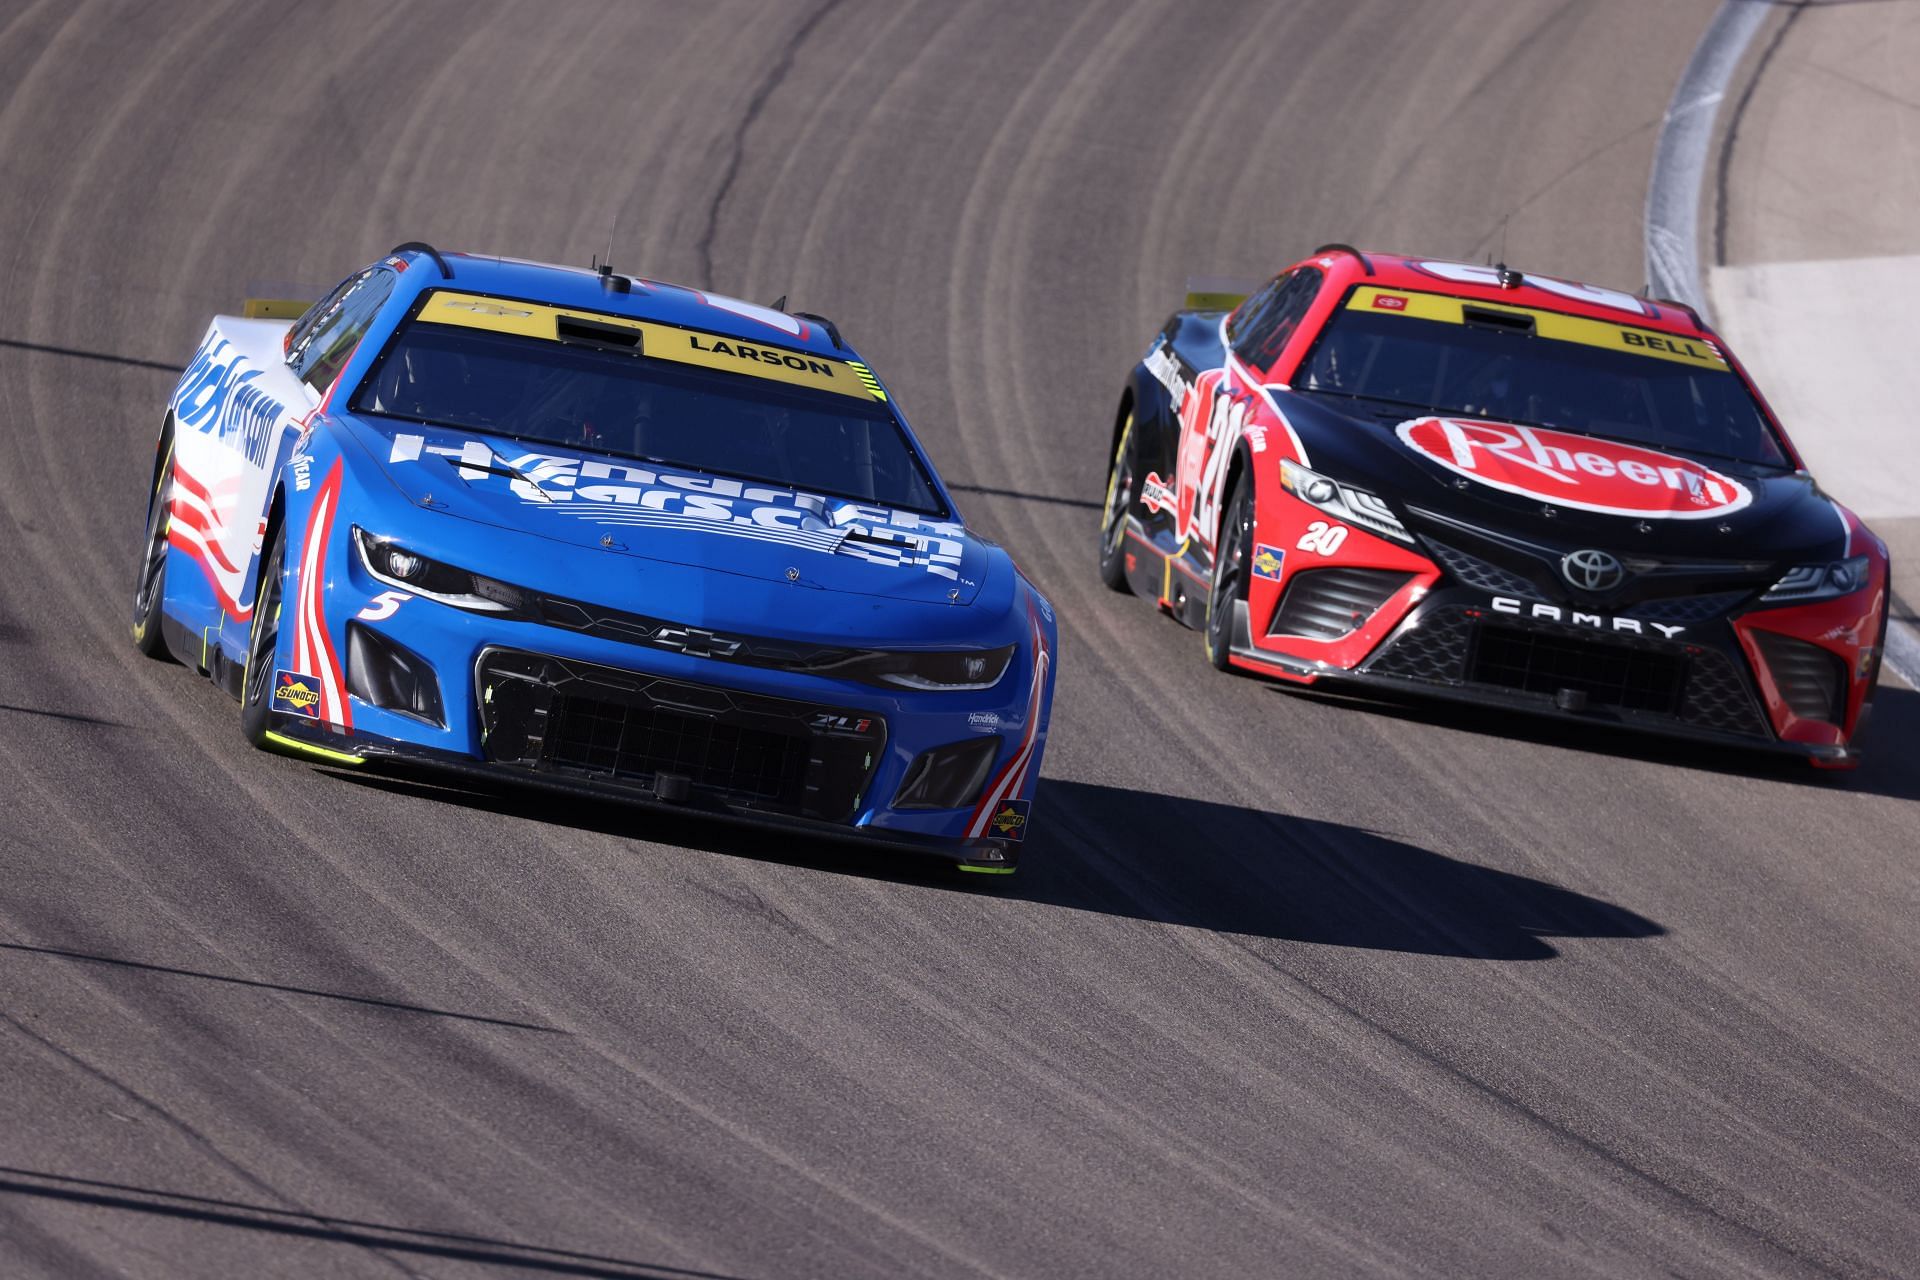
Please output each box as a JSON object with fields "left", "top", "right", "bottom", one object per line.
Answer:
{"left": 1205, "top": 471, "right": 1253, "bottom": 671}
{"left": 1098, "top": 412, "right": 1137, "bottom": 593}
{"left": 131, "top": 434, "right": 174, "bottom": 658}
{"left": 240, "top": 521, "right": 287, "bottom": 746}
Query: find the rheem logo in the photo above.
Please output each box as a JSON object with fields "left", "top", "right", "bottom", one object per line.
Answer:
{"left": 1395, "top": 417, "right": 1752, "bottom": 519}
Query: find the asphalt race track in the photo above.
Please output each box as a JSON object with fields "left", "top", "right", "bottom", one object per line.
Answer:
{"left": 3, "top": 3, "right": 1917, "bottom": 1277}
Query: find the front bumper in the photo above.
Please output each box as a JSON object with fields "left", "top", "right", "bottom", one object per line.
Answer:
{"left": 1234, "top": 590, "right": 1865, "bottom": 766}
{"left": 274, "top": 564, "right": 1045, "bottom": 869}
{"left": 263, "top": 712, "right": 1023, "bottom": 873}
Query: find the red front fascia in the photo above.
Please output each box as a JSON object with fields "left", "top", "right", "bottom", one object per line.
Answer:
{"left": 1239, "top": 480, "right": 1440, "bottom": 677}
{"left": 1733, "top": 559, "right": 1887, "bottom": 751}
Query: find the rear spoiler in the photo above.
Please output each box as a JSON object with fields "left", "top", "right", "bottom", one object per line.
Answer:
{"left": 241, "top": 298, "right": 311, "bottom": 320}
{"left": 240, "top": 279, "right": 326, "bottom": 322}
{"left": 1183, "top": 274, "right": 1261, "bottom": 312}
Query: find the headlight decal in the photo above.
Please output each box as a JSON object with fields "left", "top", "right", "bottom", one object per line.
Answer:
{"left": 352, "top": 528, "right": 532, "bottom": 617}
{"left": 1279, "top": 458, "right": 1413, "bottom": 544}
{"left": 1760, "top": 555, "right": 1869, "bottom": 605}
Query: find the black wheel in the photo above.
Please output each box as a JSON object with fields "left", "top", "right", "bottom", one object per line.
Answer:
{"left": 1205, "top": 471, "right": 1253, "bottom": 671}
{"left": 131, "top": 432, "right": 174, "bottom": 658}
{"left": 1098, "top": 411, "right": 1137, "bottom": 593}
{"left": 240, "top": 521, "right": 287, "bottom": 746}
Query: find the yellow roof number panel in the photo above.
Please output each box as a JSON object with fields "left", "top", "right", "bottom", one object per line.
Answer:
{"left": 1348, "top": 286, "right": 1729, "bottom": 371}
{"left": 416, "top": 290, "right": 880, "bottom": 400}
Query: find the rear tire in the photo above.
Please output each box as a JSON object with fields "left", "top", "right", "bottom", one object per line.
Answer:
{"left": 1098, "top": 412, "right": 1137, "bottom": 593}
{"left": 131, "top": 434, "right": 174, "bottom": 658}
{"left": 240, "top": 521, "right": 287, "bottom": 747}
{"left": 1205, "top": 471, "right": 1253, "bottom": 672}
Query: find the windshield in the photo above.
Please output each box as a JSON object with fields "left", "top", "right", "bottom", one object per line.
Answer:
{"left": 351, "top": 316, "right": 945, "bottom": 514}
{"left": 1297, "top": 293, "right": 1790, "bottom": 468}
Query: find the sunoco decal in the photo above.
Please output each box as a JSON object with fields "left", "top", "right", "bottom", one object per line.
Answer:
{"left": 1395, "top": 418, "right": 1752, "bottom": 519}
{"left": 272, "top": 670, "right": 324, "bottom": 718}
{"left": 988, "top": 798, "right": 1030, "bottom": 842}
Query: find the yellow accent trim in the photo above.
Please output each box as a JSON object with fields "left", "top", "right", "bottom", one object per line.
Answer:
{"left": 1348, "top": 287, "right": 1728, "bottom": 370}
{"left": 200, "top": 627, "right": 211, "bottom": 668}
{"left": 1185, "top": 291, "right": 1247, "bottom": 312}
{"left": 1103, "top": 412, "right": 1133, "bottom": 525}
{"left": 845, "top": 360, "right": 888, "bottom": 401}
{"left": 263, "top": 731, "right": 366, "bottom": 767}
{"left": 242, "top": 298, "right": 311, "bottom": 320}
{"left": 416, "top": 290, "right": 878, "bottom": 400}
{"left": 956, "top": 863, "right": 1017, "bottom": 876}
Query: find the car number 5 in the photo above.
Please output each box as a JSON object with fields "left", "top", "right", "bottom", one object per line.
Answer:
{"left": 357, "top": 590, "right": 411, "bottom": 622}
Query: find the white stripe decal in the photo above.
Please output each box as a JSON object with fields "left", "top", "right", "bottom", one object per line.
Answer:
{"left": 1218, "top": 314, "right": 1309, "bottom": 466}
{"left": 966, "top": 611, "right": 1049, "bottom": 838}
{"left": 295, "top": 487, "right": 335, "bottom": 717}
{"left": 306, "top": 488, "right": 347, "bottom": 726}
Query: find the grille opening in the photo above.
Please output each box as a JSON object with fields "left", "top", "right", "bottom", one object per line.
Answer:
{"left": 1270, "top": 567, "right": 1413, "bottom": 641}
{"left": 1751, "top": 630, "right": 1847, "bottom": 724}
{"left": 1360, "top": 606, "right": 1771, "bottom": 738}
{"left": 548, "top": 695, "right": 808, "bottom": 802}
{"left": 346, "top": 622, "right": 445, "bottom": 727}
{"left": 1424, "top": 539, "right": 1536, "bottom": 596}
{"left": 476, "top": 650, "right": 880, "bottom": 820}
{"left": 1470, "top": 626, "right": 1686, "bottom": 714}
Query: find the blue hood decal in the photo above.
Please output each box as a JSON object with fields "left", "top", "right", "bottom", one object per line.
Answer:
{"left": 346, "top": 416, "right": 989, "bottom": 606}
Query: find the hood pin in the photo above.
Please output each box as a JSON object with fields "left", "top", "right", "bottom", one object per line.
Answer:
{"left": 786, "top": 567, "right": 800, "bottom": 582}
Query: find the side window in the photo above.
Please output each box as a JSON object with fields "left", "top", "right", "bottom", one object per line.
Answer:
{"left": 289, "top": 266, "right": 397, "bottom": 393}
{"left": 1224, "top": 275, "right": 1284, "bottom": 353}
{"left": 284, "top": 274, "right": 358, "bottom": 360}
{"left": 1230, "top": 267, "right": 1324, "bottom": 371}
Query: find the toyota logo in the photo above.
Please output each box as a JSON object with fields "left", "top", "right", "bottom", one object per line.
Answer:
{"left": 1561, "top": 548, "right": 1625, "bottom": 592}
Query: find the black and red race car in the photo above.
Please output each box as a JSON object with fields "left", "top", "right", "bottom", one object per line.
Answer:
{"left": 1098, "top": 246, "right": 1889, "bottom": 766}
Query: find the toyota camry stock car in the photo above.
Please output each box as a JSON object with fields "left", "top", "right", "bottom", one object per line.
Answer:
{"left": 132, "top": 243, "right": 1055, "bottom": 872}
{"left": 1098, "top": 246, "right": 1889, "bottom": 766}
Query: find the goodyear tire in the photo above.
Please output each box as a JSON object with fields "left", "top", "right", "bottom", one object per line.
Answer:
{"left": 1205, "top": 471, "right": 1253, "bottom": 672}
{"left": 131, "top": 432, "right": 174, "bottom": 658}
{"left": 1098, "top": 411, "right": 1137, "bottom": 593}
{"left": 239, "top": 520, "right": 287, "bottom": 747}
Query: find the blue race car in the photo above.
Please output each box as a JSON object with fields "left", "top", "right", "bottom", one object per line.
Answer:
{"left": 132, "top": 243, "right": 1055, "bottom": 874}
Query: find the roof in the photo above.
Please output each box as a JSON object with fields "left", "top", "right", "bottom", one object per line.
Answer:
{"left": 389, "top": 246, "right": 856, "bottom": 361}
{"left": 1308, "top": 247, "right": 1711, "bottom": 339}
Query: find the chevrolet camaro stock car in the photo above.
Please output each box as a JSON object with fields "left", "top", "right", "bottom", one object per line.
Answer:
{"left": 1099, "top": 246, "right": 1889, "bottom": 767}
{"left": 132, "top": 243, "right": 1055, "bottom": 873}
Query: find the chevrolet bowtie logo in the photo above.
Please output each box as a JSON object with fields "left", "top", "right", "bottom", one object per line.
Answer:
{"left": 650, "top": 626, "right": 742, "bottom": 658}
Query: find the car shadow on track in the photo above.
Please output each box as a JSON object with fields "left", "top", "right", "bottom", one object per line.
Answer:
{"left": 329, "top": 772, "right": 1660, "bottom": 961}
{"left": 1264, "top": 682, "right": 1920, "bottom": 805}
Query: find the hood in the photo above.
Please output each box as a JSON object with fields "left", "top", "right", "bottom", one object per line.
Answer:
{"left": 339, "top": 415, "right": 992, "bottom": 607}
{"left": 1276, "top": 393, "right": 1847, "bottom": 564}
